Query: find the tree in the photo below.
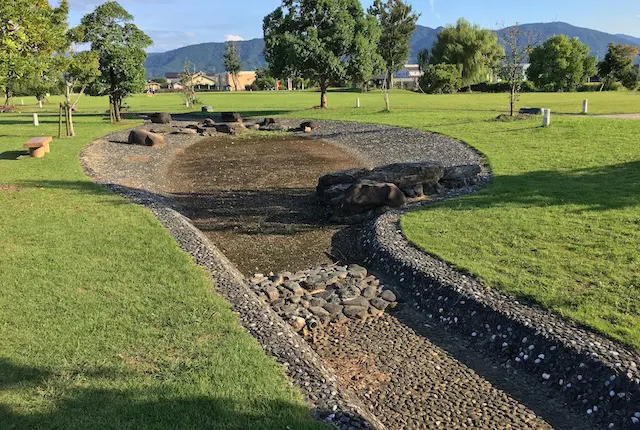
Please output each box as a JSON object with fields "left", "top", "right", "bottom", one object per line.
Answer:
{"left": 500, "top": 23, "right": 540, "bottom": 116}
{"left": 61, "top": 51, "right": 101, "bottom": 137}
{"left": 417, "top": 48, "right": 430, "bottom": 73}
{"left": 347, "top": 13, "right": 384, "bottom": 91}
{"left": 263, "top": 0, "right": 381, "bottom": 108}
{"left": 418, "top": 64, "right": 462, "bottom": 94}
{"left": 599, "top": 43, "right": 640, "bottom": 90}
{"left": 430, "top": 18, "right": 505, "bottom": 90}
{"left": 369, "top": 0, "right": 418, "bottom": 109}
{"left": 80, "top": 1, "right": 151, "bottom": 122}
{"left": 179, "top": 60, "right": 198, "bottom": 107}
{"left": 527, "top": 35, "right": 597, "bottom": 92}
{"left": 223, "top": 42, "right": 242, "bottom": 91}
{"left": 0, "top": 0, "right": 68, "bottom": 106}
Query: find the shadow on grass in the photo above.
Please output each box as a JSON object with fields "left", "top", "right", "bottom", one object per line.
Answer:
{"left": 0, "top": 151, "right": 28, "bottom": 160}
{"left": 0, "top": 358, "right": 323, "bottom": 430}
{"left": 429, "top": 161, "right": 640, "bottom": 212}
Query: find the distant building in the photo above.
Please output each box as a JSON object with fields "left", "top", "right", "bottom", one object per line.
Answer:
{"left": 191, "top": 72, "right": 217, "bottom": 91}
{"left": 215, "top": 71, "right": 257, "bottom": 91}
{"left": 145, "top": 81, "right": 161, "bottom": 92}
{"left": 373, "top": 64, "right": 423, "bottom": 90}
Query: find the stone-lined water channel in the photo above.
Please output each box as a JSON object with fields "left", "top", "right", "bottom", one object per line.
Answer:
{"left": 83, "top": 117, "right": 596, "bottom": 429}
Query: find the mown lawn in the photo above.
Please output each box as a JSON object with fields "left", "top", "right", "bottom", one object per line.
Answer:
{"left": 2, "top": 89, "right": 639, "bottom": 429}
{"left": 0, "top": 112, "right": 326, "bottom": 429}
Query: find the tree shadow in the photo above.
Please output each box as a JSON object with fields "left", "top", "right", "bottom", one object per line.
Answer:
{"left": 0, "top": 358, "right": 325, "bottom": 430}
{"left": 423, "top": 161, "right": 640, "bottom": 213}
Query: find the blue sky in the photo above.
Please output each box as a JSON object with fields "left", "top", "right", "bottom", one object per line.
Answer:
{"left": 61, "top": 0, "right": 640, "bottom": 52}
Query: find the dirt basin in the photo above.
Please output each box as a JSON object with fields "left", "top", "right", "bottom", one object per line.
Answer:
{"left": 167, "top": 135, "right": 365, "bottom": 275}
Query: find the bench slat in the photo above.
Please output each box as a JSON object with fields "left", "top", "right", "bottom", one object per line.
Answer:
{"left": 24, "top": 136, "right": 53, "bottom": 149}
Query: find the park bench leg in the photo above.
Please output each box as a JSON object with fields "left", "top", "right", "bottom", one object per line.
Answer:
{"left": 30, "top": 147, "right": 46, "bottom": 158}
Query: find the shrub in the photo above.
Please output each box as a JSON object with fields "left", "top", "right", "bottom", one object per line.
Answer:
{"left": 419, "top": 64, "right": 463, "bottom": 94}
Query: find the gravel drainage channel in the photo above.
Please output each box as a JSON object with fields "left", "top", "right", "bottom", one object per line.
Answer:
{"left": 82, "top": 117, "right": 610, "bottom": 429}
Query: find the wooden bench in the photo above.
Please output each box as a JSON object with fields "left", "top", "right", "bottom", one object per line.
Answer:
{"left": 23, "top": 136, "right": 52, "bottom": 159}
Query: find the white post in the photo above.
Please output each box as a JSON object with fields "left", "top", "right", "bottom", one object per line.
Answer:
{"left": 33, "top": 113, "right": 39, "bottom": 127}
{"left": 39, "top": 99, "right": 43, "bottom": 109}
{"left": 21, "top": 99, "right": 24, "bottom": 105}
{"left": 542, "top": 109, "right": 551, "bottom": 127}
{"left": 356, "top": 98, "right": 360, "bottom": 108}
{"left": 582, "top": 99, "right": 588, "bottom": 114}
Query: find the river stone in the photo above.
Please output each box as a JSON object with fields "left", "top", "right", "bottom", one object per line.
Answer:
{"left": 202, "top": 105, "right": 214, "bottom": 112}
{"left": 347, "top": 264, "right": 367, "bottom": 279}
{"left": 201, "top": 118, "right": 216, "bottom": 127}
{"left": 381, "top": 290, "right": 397, "bottom": 302}
{"left": 342, "top": 296, "right": 370, "bottom": 308}
{"left": 310, "top": 297, "right": 327, "bottom": 307}
{"left": 265, "top": 286, "right": 279, "bottom": 303}
{"left": 314, "top": 290, "right": 336, "bottom": 301}
{"left": 362, "top": 286, "right": 377, "bottom": 298}
{"left": 370, "top": 297, "right": 389, "bottom": 311}
{"left": 289, "top": 316, "right": 306, "bottom": 332}
{"left": 318, "top": 168, "right": 369, "bottom": 189}
{"left": 149, "top": 112, "right": 172, "bottom": 124}
{"left": 343, "top": 305, "right": 368, "bottom": 320}
{"left": 300, "top": 120, "right": 319, "bottom": 130}
{"left": 221, "top": 112, "right": 242, "bottom": 123}
{"left": 285, "top": 282, "right": 305, "bottom": 296}
{"left": 343, "top": 180, "right": 407, "bottom": 214}
{"left": 323, "top": 303, "right": 344, "bottom": 317}
{"left": 310, "top": 306, "right": 331, "bottom": 318}
{"left": 363, "top": 162, "right": 444, "bottom": 187}
{"left": 442, "top": 164, "right": 482, "bottom": 180}
{"left": 127, "top": 129, "right": 165, "bottom": 147}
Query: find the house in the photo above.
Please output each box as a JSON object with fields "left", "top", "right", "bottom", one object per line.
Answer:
{"left": 215, "top": 71, "right": 257, "bottom": 91}
{"left": 373, "top": 64, "right": 424, "bottom": 90}
{"left": 191, "top": 72, "right": 217, "bottom": 91}
{"left": 394, "top": 64, "right": 423, "bottom": 89}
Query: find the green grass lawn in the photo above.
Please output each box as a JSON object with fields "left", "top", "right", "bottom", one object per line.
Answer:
{"left": 1, "top": 89, "right": 639, "bottom": 428}
{"left": 0, "top": 113, "right": 325, "bottom": 429}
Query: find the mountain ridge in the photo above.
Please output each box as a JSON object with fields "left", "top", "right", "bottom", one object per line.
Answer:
{"left": 144, "top": 22, "right": 640, "bottom": 79}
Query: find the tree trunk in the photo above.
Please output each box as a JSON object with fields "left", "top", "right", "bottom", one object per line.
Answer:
{"left": 382, "top": 72, "right": 390, "bottom": 112}
{"left": 113, "top": 96, "right": 122, "bottom": 122}
{"left": 319, "top": 81, "right": 328, "bottom": 108}
{"left": 510, "top": 87, "right": 515, "bottom": 116}
{"left": 4, "top": 88, "right": 10, "bottom": 107}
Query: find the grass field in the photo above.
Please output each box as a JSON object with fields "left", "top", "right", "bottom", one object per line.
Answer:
{"left": 1, "top": 89, "right": 639, "bottom": 427}
{"left": 0, "top": 113, "right": 326, "bottom": 429}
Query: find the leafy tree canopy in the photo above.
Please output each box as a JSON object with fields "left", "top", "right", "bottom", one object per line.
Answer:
{"left": 527, "top": 35, "right": 597, "bottom": 91}
{"left": 430, "top": 18, "right": 505, "bottom": 88}
{"left": 599, "top": 43, "right": 639, "bottom": 90}
{"left": 263, "top": 0, "right": 381, "bottom": 107}
{"left": 369, "top": 0, "right": 419, "bottom": 74}
{"left": 79, "top": 0, "right": 151, "bottom": 121}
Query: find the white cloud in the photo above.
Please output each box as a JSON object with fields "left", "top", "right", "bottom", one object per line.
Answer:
{"left": 429, "top": 0, "right": 441, "bottom": 19}
{"left": 225, "top": 34, "right": 244, "bottom": 42}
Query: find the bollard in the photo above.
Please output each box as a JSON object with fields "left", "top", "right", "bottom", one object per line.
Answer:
{"left": 21, "top": 99, "right": 24, "bottom": 105}
{"left": 542, "top": 109, "right": 551, "bottom": 127}
{"left": 582, "top": 99, "right": 588, "bottom": 114}
{"left": 33, "top": 113, "right": 39, "bottom": 127}
{"left": 356, "top": 97, "right": 360, "bottom": 108}
{"left": 39, "top": 99, "right": 43, "bottom": 109}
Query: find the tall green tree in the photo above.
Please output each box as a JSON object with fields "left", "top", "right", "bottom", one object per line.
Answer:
{"left": 0, "top": 0, "right": 68, "bottom": 106}
{"left": 527, "top": 35, "right": 597, "bottom": 92}
{"left": 417, "top": 48, "right": 430, "bottom": 72}
{"left": 263, "top": 0, "right": 381, "bottom": 108}
{"left": 430, "top": 18, "right": 505, "bottom": 89}
{"left": 79, "top": 1, "right": 151, "bottom": 122}
{"left": 223, "top": 42, "right": 242, "bottom": 91}
{"left": 599, "top": 43, "right": 639, "bottom": 90}
{"left": 369, "top": 0, "right": 419, "bottom": 110}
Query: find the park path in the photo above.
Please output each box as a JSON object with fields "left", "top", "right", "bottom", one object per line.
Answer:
{"left": 82, "top": 117, "right": 595, "bottom": 430}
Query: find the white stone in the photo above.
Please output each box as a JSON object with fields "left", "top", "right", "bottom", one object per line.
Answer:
{"left": 542, "top": 373, "right": 551, "bottom": 380}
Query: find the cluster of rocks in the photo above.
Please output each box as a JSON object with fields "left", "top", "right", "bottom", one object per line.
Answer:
{"left": 316, "top": 162, "right": 482, "bottom": 221}
{"left": 142, "top": 112, "right": 319, "bottom": 140}
{"left": 250, "top": 264, "right": 398, "bottom": 337}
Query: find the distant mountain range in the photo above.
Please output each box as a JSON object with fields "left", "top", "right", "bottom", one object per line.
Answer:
{"left": 145, "top": 22, "right": 640, "bottom": 79}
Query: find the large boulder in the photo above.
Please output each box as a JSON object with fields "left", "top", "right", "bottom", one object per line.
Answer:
{"left": 317, "top": 168, "right": 369, "bottom": 190}
{"left": 149, "top": 112, "right": 172, "bottom": 124}
{"left": 201, "top": 105, "right": 214, "bottom": 113}
{"left": 442, "top": 164, "right": 481, "bottom": 180}
{"left": 262, "top": 118, "right": 279, "bottom": 126}
{"left": 128, "top": 129, "right": 165, "bottom": 147}
{"left": 341, "top": 180, "right": 407, "bottom": 214}
{"left": 363, "top": 162, "right": 444, "bottom": 187}
{"left": 221, "top": 112, "right": 242, "bottom": 123}
{"left": 300, "top": 120, "right": 319, "bottom": 130}
{"left": 214, "top": 122, "right": 247, "bottom": 135}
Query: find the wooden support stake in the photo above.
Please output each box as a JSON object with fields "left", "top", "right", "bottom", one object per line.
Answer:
{"left": 58, "top": 104, "right": 63, "bottom": 138}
